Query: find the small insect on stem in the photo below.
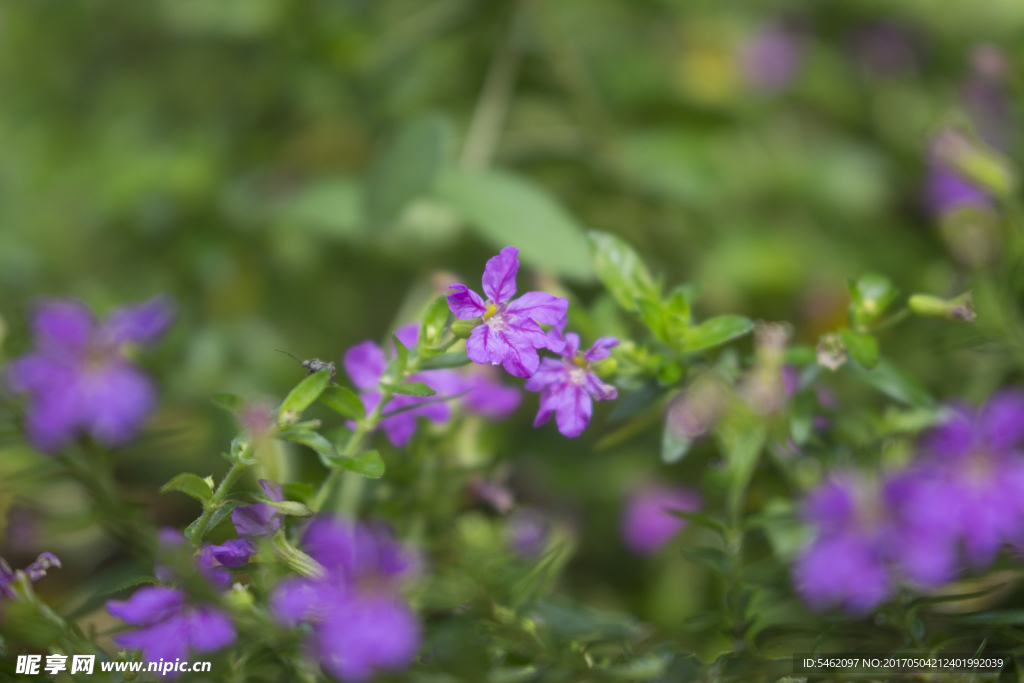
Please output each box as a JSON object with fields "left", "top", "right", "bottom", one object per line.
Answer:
{"left": 276, "top": 349, "right": 337, "bottom": 384}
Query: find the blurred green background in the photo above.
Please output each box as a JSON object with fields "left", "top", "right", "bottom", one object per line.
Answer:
{"left": 0, "top": 0, "right": 1021, "bottom": 662}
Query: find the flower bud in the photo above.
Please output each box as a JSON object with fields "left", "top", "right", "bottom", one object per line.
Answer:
{"left": 451, "top": 317, "right": 481, "bottom": 339}
{"left": 908, "top": 292, "right": 976, "bottom": 322}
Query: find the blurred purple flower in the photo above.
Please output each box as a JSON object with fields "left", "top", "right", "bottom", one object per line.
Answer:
{"left": 524, "top": 327, "right": 618, "bottom": 438}
{"left": 739, "top": 24, "right": 802, "bottom": 93}
{"left": 106, "top": 586, "right": 235, "bottom": 677}
{"left": 447, "top": 246, "right": 568, "bottom": 378}
{"left": 925, "top": 163, "right": 992, "bottom": 216}
{"left": 269, "top": 517, "right": 420, "bottom": 682}
{"left": 621, "top": 484, "right": 701, "bottom": 555}
{"left": 915, "top": 391, "right": 1024, "bottom": 567}
{"left": 0, "top": 552, "right": 60, "bottom": 600}
{"left": 232, "top": 479, "right": 284, "bottom": 539}
{"left": 507, "top": 508, "right": 550, "bottom": 558}
{"left": 793, "top": 475, "right": 894, "bottom": 612}
{"left": 5, "top": 296, "right": 174, "bottom": 453}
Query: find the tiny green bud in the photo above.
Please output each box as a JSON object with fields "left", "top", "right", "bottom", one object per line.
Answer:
{"left": 908, "top": 292, "right": 976, "bottom": 322}
{"left": 451, "top": 317, "right": 481, "bottom": 339}
{"left": 226, "top": 582, "right": 255, "bottom": 609}
{"left": 203, "top": 476, "right": 215, "bottom": 492}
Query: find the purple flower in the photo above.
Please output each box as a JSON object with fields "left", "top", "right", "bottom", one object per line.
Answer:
{"left": 0, "top": 552, "right": 61, "bottom": 600}
{"left": 106, "top": 586, "right": 235, "bottom": 676}
{"left": 344, "top": 334, "right": 452, "bottom": 448}
{"left": 915, "top": 391, "right": 1024, "bottom": 567}
{"left": 925, "top": 163, "right": 992, "bottom": 216}
{"left": 739, "top": 24, "right": 802, "bottom": 93}
{"left": 507, "top": 509, "right": 550, "bottom": 559}
{"left": 5, "top": 296, "right": 174, "bottom": 453}
{"left": 457, "top": 366, "right": 522, "bottom": 419}
{"left": 447, "top": 246, "right": 568, "bottom": 378}
{"left": 621, "top": 484, "right": 701, "bottom": 555}
{"left": 524, "top": 328, "right": 618, "bottom": 438}
{"left": 269, "top": 517, "right": 420, "bottom": 682}
{"left": 232, "top": 479, "right": 284, "bottom": 539}
{"left": 793, "top": 475, "right": 894, "bottom": 612}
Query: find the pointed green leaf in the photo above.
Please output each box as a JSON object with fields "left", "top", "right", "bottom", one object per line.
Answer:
{"left": 160, "top": 473, "right": 214, "bottom": 504}
{"left": 320, "top": 385, "right": 365, "bottom": 421}
{"left": 838, "top": 329, "right": 879, "bottom": 368}
{"left": 419, "top": 295, "right": 450, "bottom": 349}
{"left": 211, "top": 393, "right": 245, "bottom": 413}
{"left": 677, "top": 315, "right": 754, "bottom": 353}
{"left": 280, "top": 369, "right": 331, "bottom": 419}
{"left": 636, "top": 298, "right": 668, "bottom": 341}
{"left": 844, "top": 358, "right": 935, "bottom": 408}
{"left": 680, "top": 546, "right": 729, "bottom": 575}
{"left": 345, "top": 450, "right": 385, "bottom": 479}
{"left": 418, "top": 350, "right": 471, "bottom": 370}
{"left": 389, "top": 381, "right": 436, "bottom": 397}
{"left": 434, "top": 168, "right": 593, "bottom": 280}
{"left": 391, "top": 334, "right": 409, "bottom": 378}
{"left": 365, "top": 114, "right": 450, "bottom": 228}
{"left": 279, "top": 429, "right": 337, "bottom": 456}
{"left": 587, "top": 231, "right": 660, "bottom": 312}
{"left": 266, "top": 500, "right": 313, "bottom": 517}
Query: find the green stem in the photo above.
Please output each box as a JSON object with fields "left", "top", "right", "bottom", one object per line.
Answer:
{"left": 190, "top": 450, "right": 251, "bottom": 548}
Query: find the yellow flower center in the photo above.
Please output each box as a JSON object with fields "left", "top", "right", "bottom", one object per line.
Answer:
{"left": 483, "top": 302, "right": 499, "bottom": 320}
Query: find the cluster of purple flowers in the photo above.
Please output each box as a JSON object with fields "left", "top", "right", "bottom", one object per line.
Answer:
{"left": 270, "top": 517, "right": 420, "bottom": 682}
{"left": 5, "top": 296, "right": 174, "bottom": 453}
{"left": 794, "top": 390, "right": 1024, "bottom": 612}
{"left": 447, "top": 246, "right": 619, "bottom": 438}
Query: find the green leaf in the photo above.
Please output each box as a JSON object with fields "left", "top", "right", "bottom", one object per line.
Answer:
{"left": 418, "top": 350, "right": 471, "bottom": 370}
{"left": 661, "top": 425, "right": 692, "bottom": 464}
{"left": 211, "top": 393, "right": 245, "bottom": 413}
{"left": 636, "top": 298, "right": 668, "bottom": 341}
{"left": 433, "top": 168, "right": 593, "bottom": 280}
{"left": 391, "top": 334, "right": 409, "bottom": 378}
{"left": 838, "top": 329, "right": 879, "bottom": 368}
{"left": 282, "top": 482, "right": 316, "bottom": 505}
{"left": 848, "top": 272, "right": 898, "bottom": 324}
{"left": 680, "top": 546, "right": 729, "bottom": 575}
{"left": 845, "top": 358, "right": 935, "bottom": 408}
{"left": 717, "top": 417, "right": 767, "bottom": 522}
{"left": 279, "top": 429, "right": 337, "bottom": 456}
{"left": 183, "top": 502, "right": 241, "bottom": 542}
{"left": 365, "top": 114, "right": 450, "bottom": 228}
{"left": 587, "top": 230, "right": 659, "bottom": 312}
{"left": 320, "top": 385, "right": 365, "bottom": 421}
{"left": 276, "top": 175, "right": 362, "bottom": 239}
{"left": 344, "top": 450, "right": 385, "bottom": 478}
{"left": 667, "top": 510, "right": 727, "bottom": 536}
{"left": 419, "top": 295, "right": 450, "bottom": 349}
{"left": 266, "top": 500, "right": 313, "bottom": 517}
{"left": 677, "top": 315, "right": 754, "bottom": 353}
{"left": 389, "top": 381, "right": 436, "bottom": 397}
{"left": 160, "top": 473, "right": 213, "bottom": 503}
{"left": 280, "top": 369, "right": 331, "bottom": 419}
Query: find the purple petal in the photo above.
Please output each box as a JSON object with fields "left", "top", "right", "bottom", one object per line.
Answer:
{"left": 584, "top": 373, "right": 618, "bottom": 402}
{"left": 925, "top": 164, "right": 991, "bottom": 216}
{"left": 523, "top": 358, "right": 567, "bottom": 392}
{"left": 270, "top": 577, "right": 329, "bottom": 627}
{"left": 563, "top": 332, "right": 581, "bottom": 357}
{"left": 481, "top": 246, "right": 519, "bottom": 304}
{"left": 5, "top": 353, "right": 76, "bottom": 396}
{"left": 447, "top": 285, "right": 487, "bottom": 320}
{"left": 106, "top": 586, "right": 184, "bottom": 626}
{"left": 317, "top": 596, "right": 420, "bottom": 683}
{"left": 921, "top": 405, "right": 974, "bottom": 461}
{"left": 31, "top": 300, "right": 94, "bottom": 355}
{"left": 21, "top": 384, "right": 82, "bottom": 453}
{"left": 344, "top": 341, "right": 386, "bottom": 391}
{"left": 981, "top": 389, "right": 1024, "bottom": 451}
{"left": 209, "top": 538, "right": 257, "bottom": 568}
{"left": 583, "top": 337, "right": 620, "bottom": 362}
{"left": 232, "top": 503, "right": 282, "bottom": 539}
{"left": 621, "top": 485, "right": 701, "bottom": 555}
{"left": 114, "top": 616, "right": 190, "bottom": 672}
{"left": 461, "top": 375, "right": 522, "bottom": 419}
{"left": 185, "top": 605, "right": 237, "bottom": 652}
{"left": 259, "top": 479, "right": 284, "bottom": 503}
{"left": 499, "top": 333, "right": 542, "bottom": 378}
{"left": 533, "top": 385, "right": 560, "bottom": 428}
{"left": 80, "top": 362, "right": 156, "bottom": 446}
{"left": 465, "top": 325, "right": 510, "bottom": 367}
{"left": 506, "top": 291, "right": 568, "bottom": 326}
{"left": 101, "top": 295, "right": 176, "bottom": 347}
{"left": 794, "top": 533, "right": 891, "bottom": 613}
{"left": 552, "top": 383, "right": 593, "bottom": 438}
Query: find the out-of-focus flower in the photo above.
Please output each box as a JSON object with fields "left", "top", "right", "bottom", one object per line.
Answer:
{"left": 106, "top": 586, "right": 235, "bottom": 676}
{"left": 741, "top": 322, "right": 793, "bottom": 414}
{"left": 269, "top": 517, "right": 420, "bottom": 682}
{"left": 621, "top": 484, "right": 701, "bottom": 555}
{"left": 208, "top": 479, "right": 286, "bottom": 568}
{"left": 739, "top": 23, "right": 802, "bottom": 93}
{"left": 507, "top": 508, "right": 550, "bottom": 558}
{"left": 848, "top": 22, "right": 918, "bottom": 78}
{"left": 524, "top": 326, "right": 618, "bottom": 438}
{"left": 0, "top": 552, "right": 60, "bottom": 600}
{"left": 5, "top": 296, "right": 175, "bottom": 453}
{"left": 793, "top": 474, "right": 894, "bottom": 612}
{"left": 665, "top": 374, "right": 731, "bottom": 441}
{"left": 916, "top": 391, "right": 1024, "bottom": 567}
{"left": 447, "top": 246, "right": 568, "bottom": 378}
